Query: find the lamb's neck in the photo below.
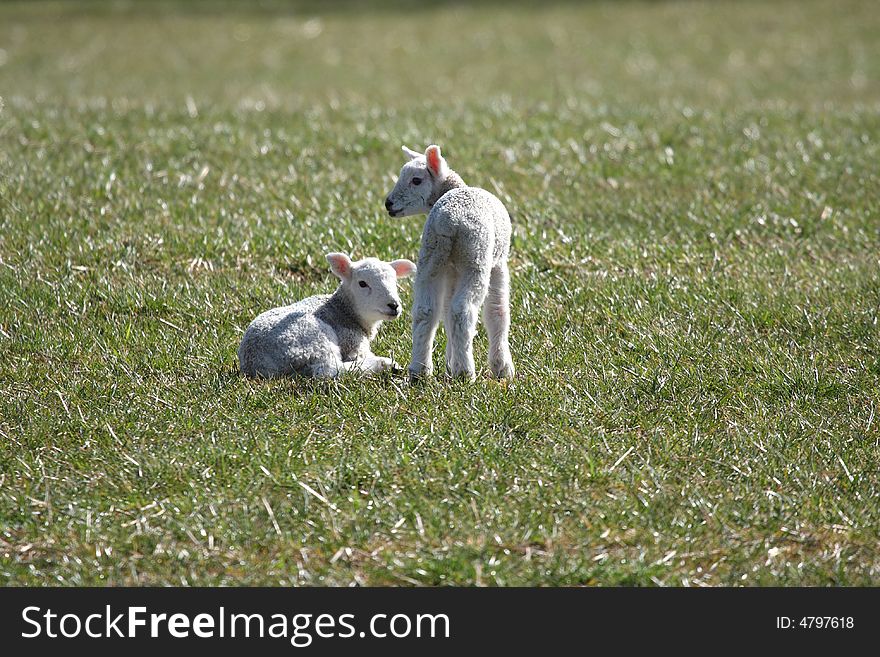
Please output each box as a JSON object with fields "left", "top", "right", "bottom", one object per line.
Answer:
{"left": 321, "top": 287, "right": 377, "bottom": 340}
{"left": 428, "top": 170, "right": 467, "bottom": 207}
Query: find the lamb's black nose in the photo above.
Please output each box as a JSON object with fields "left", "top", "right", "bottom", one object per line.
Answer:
{"left": 387, "top": 301, "right": 399, "bottom": 312}
{"left": 384, "top": 198, "right": 393, "bottom": 211}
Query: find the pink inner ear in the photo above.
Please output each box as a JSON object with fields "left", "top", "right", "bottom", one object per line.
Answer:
{"left": 327, "top": 254, "right": 350, "bottom": 277}
{"left": 426, "top": 147, "right": 441, "bottom": 175}
{"left": 391, "top": 260, "right": 416, "bottom": 278}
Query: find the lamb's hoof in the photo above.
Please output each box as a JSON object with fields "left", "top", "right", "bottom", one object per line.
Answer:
{"left": 373, "top": 356, "right": 397, "bottom": 372}
{"left": 490, "top": 359, "right": 516, "bottom": 380}
{"left": 446, "top": 360, "right": 477, "bottom": 381}
{"left": 407, "top": 366, "right": 432, "bottom": 385}
{"left": 380, "top": 359, "right": 405, "bottom": 376}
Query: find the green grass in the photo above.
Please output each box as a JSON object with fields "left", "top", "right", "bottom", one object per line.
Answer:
{"left": 1, "top": 0, "right": 879, "bottom": 586}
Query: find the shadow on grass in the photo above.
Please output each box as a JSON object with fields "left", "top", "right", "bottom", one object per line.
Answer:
{"left": 225, "top": 363, "right": 411, "bottom": 393}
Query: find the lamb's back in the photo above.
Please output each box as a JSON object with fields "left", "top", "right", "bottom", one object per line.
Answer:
{"left": 238, "top": 294, "right": 336, "bottom": 377}
{"left": 430, "top": 187, "right": 511, "bottom": 265}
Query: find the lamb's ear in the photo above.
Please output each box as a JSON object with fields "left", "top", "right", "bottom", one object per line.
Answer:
{"left": 424, "top": 144, "right": 448, "bottom": 179}
{"left": 389, "top": 259, "right": 417, "bottom": 279}
{"left": 402, "top": 145, "right": 421, "bottom": 161}
{"left": 326, "top": 252, "right": 352, "bottom": 281}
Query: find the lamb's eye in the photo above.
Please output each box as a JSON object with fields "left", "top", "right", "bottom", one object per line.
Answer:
{"left": 411, "top": 177, "right": 423, "bottom": 186}
{"left": 358, "top": 281, "right": 368, "bottom": 288}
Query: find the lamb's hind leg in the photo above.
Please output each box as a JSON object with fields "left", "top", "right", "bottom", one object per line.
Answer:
{"left": 484, "top": 261, "right": 515, "bottom": 379}
{"left": 442, "top": 271, "right": 458, "bottom": 375}
{"left": 302, "top": 343, "right": 344, "bottom": 379}
{"left": 448, "top": 266, "right": 490, "bottom": 381}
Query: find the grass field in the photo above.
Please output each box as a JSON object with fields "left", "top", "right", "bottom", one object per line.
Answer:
{"left": 1, "top": 0, "right": 879, "bottom": 586}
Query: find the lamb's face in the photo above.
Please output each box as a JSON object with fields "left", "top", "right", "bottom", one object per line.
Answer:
{"left": 385, "top": 158, "right": 433, "bottom": 217}
{"left": 385, "top": 145, "right": 450, "bottom": 217}
{"left": 326, "top": 254, "right": 417, "bottom": 325}
{"left": 349, "top": 259, "right": 405, "bottom": 322}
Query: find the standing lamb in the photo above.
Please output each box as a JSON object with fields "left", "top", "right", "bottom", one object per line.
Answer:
{"left": 238, "top": 253, "right": 416, "bottom": 378}
{"left": 384, "top": 144, "right": 515, "bottom": 381}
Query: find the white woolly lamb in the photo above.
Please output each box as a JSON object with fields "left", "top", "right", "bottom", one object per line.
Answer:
{"left": 238, "top": 253, "right": 416, "bottom": 379}
{"left": 384, "top": 144, "right": 515, "bottom": 381}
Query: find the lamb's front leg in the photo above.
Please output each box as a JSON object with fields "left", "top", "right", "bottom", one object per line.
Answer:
{"left": 409, "top": 282, "right": 444, "bottom": 381}
{"left": 409, "top": 263, "right": 448, "bottom": 382}
{"left": 340, "top": 354, "right": 400, "bottom": 375}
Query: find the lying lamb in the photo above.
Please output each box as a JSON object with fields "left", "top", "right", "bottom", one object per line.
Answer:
{"left": 384, "top": 144, "right": 515, "bottom": 381}
{"left": 238, "top": 253, "right": 416, "bottom": 378}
